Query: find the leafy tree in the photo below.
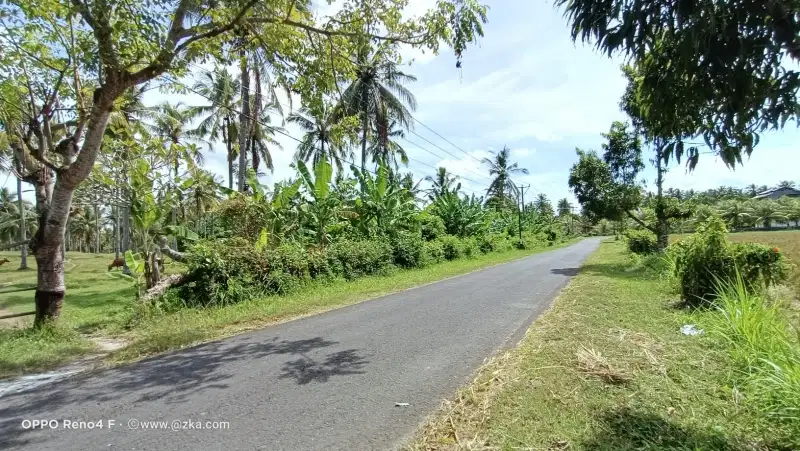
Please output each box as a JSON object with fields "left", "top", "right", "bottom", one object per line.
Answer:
{"left": 340, "top": 47, "right": 418, "bottom": 173}
{"left": 556, "top": 0, "right": 800, "bottom": 167}
{"left": 424, "top": 167, "right": 461, "bottom": 202}
{"left": 557, "top": 198, "right": 573, "bottom": 217}
{"left": 289, "top": 104, "right": 352, "bottom": 173}
{"left": 749, "top": 200, "right": 789, "bottom": 228}
{"left": 192, "top": 67, "right": 240, "bottom": 189}
{"left": 717, "top": 200, "right": 753, "bottom": 231}
{"left": 352, "top": 164, "right": 417, "bottom": 236}
{"left": 745, "top": 184, "right": 760, "bottom": 198}
{"left": 776, "top": 180, "right": 797, "bottom": 189}
{"left": 431, "top": 191, "right": 486, "bottom": 237}
{"left": 482, "top": 146, "right": 529, "bottom": 207}
{"left": 297, "top": 160, "right": 355, "bottom": 246}
{"left": 0, "top": 0, "right": 488, "bottom": 323}
{"left": 533, "top": 194, "right": 554, "bottom": 218}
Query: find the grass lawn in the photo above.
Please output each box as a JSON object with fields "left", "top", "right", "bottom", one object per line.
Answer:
{"left": 0, "top": 240, "right": 577, "bottom": 379}
{"left": 408, "top": 237, "right": 799, "bottom": 450}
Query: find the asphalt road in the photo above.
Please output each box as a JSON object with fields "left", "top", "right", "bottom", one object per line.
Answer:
{"left": 0, "top": 238, "right": 600, "bottom": 451}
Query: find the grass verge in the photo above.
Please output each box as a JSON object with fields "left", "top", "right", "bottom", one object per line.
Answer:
{"left": 408, "top": 241, "right": 794, "bottom": 450}
{"left": 0, "top": 240, "right": 577, "bottom": 378}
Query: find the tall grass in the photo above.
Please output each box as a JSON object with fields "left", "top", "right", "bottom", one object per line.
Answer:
{"left": 708, "top": 272, "right": 800, "bottom": 442}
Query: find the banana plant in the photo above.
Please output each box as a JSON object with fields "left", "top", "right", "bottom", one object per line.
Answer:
{"left": 351, "top": 163, "right": 416, "bottom": 236}
{"left": 297, "top": 160, "right": 356, "bottom": 246}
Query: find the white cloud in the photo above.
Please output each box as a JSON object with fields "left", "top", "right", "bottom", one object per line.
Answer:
{"left": 511, "top": 147, "right": 533, "bottom": 157}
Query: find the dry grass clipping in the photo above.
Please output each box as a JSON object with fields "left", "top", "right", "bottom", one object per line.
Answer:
{"left": 575, "top": 346, "right": 631, "bottom": 384}
{"left": 406, "top": 350, "right": 521, "bottom": 451}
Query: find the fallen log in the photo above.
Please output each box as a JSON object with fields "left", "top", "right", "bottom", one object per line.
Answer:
{"left": 158, "top": 236, "right": 186, "bottom": 262}
{"left": 140, "top": 273, "right": 189, "bottom": 303}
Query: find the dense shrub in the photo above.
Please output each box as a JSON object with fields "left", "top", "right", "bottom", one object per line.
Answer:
{"left": 421, "top": 240, "right": 445, "bottom": 265}
{"left": 438, "top": 235, "right": 463, "bottom": 260}
{"left": 669, "top": 217, "right": 787, "bottom": 306}
{"left": 419, "top": 212, "right": 446, "bottom": 241}
{"left": 625, "top": 229, "right": 659, "bottom": 255}
{"left": 326, "top": 238, "right": 394, "bottom": 280}
{"left": 461, "top": 237, "right": 479, "bottom": 258}
{"left": 391, "top": 233, "right": 425, "bottom": 268}
{"left": 476, "top": 233, "right": 512, "bottom": 254}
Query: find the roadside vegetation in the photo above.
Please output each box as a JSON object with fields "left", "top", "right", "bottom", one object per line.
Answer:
{"left": 0, "top": 240, "right": 575, "bottom": 377}
{"left": 410, "top": 227, "right": 800, "bottom": 450}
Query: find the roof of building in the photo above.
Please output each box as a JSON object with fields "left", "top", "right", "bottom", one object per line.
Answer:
{"left": 753, "top": 186, "right": 800, "bottom": 199}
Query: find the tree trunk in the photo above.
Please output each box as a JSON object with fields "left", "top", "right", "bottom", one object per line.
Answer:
{"left": 238, "top": 56, "right": 250, "bottom": 192}
{"left": 16, "top": 173, "right": 28, "bottom": 270}
{"left": 114, "top": 202, "right": 121, "bottom": 260}
{"left": 360, "top": 110, "right": 368, "bottom": 174}
{"left": 654, "top": 145, "right": 669, "bottom": 251}
{"left": 224, "top": 118, "right": 234, "bottom": 190}
{"left": 95, "top": 204, "right": 100, "bottom": 253}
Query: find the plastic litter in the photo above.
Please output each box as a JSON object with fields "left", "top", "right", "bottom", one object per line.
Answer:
{"left": 680, "top": 324, "right": 704, "bottom": 336}
{"left": 395, "top": 402, "right": 410, "bottom": 407}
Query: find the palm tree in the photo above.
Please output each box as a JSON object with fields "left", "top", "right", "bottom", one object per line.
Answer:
{"left": 192, "top": 67, "right": 240, "bottom": 189}
{"left": 482, "top": 146, "right": 529, "bottom": 205}
{"left": 748, "top": 200, "right": 789, "bottom": 228}
{"left": 778, "top": 197, "right": 800, "bottom": 227}
{"left": 150, "top": 101, "right": 205, "bottom": 170}
{"left": 776, "top": 180, "right": 797, "bottom": 189}
{"left": 424, "top": 167, "right": 461, "bottom": 201}
{"left": 557, "top": 198, "right": 573, "bottom": 216}
{"left": 289, "top": 104, "right": 351, "bottom": 173}
{"left": 745, "top": 183, "right": 760, "bottom": 197}
{"left": 247, "top": 98, "right": 284, "bottom": 175}
{"left": 718, "top": 199, "right": 752, "bottom": 230}
{"left": 534, "top": 193, "right": 554, "bottom": 217}
{"left": 370, "top": 114, "right": 409, "bottom": 171}
{"left": 339, "top": 47, "right": 417, "bottom": 173}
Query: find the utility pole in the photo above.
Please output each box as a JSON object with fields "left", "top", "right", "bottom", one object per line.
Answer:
{"left": 517, "top": 183, "right": 530, "bottom": 243}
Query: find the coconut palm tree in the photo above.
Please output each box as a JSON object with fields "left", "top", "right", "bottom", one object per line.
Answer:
{"left": 557, "top": 198, "right": 573, "bottom": 216}
{"left": 534, "top": 193, "right": 554, "bottom": 217}
{"left": 718, "top": 199, "right": 752, "bottom": 230}
{"left": 776, "top": 180, "right": 797, "bottom": 189}
{"left": 289, "top": 104, "right": 351, "bottom": 173}
{"left": 339, "top": 47, "right": 417, "bottom": 173}
{"left": 192, "top": 67, "right": 240, "bottom": 189}
{"left": 424, "top": 167, "right": 461, "bottom": 201}
{"left": 247, "top": 98, "right": 284, "bottom": 175}
{"left": 748, "top": 200, "right": 789, "bottom": 228}
{"left": 745, "top": 183, "right": 760, "bottom": 197}
{"left": 370, "top": 114, "right": 409, "bottom": 171}
{"left": 482, "top": 146, "right": 529, "bottom": 205}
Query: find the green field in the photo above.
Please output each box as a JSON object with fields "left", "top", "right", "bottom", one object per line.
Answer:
{"left": 0, "top": 241, "right": 577, "bottom": 378}
{"left": 409, "top": 230, "right": 800, "bottom": 450}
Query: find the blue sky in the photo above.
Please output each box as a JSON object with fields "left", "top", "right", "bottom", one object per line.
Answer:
{"left": 4, "top": 0, "right": 798, "bottom": 204}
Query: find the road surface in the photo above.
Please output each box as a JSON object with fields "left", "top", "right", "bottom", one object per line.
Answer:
{"left": 0, "top": 238, "right": 600, "bottom": 451}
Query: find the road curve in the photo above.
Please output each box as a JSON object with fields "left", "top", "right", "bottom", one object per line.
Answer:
{"left": 0, "top": 238, "right": 600, "bottom": 451}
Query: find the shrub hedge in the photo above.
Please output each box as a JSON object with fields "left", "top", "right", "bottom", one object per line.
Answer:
{"left": 625, "top": 229, "right": 659, "bottom": 254}
{"left": 669, "top": 217, "right": 787, "bottom": 306}
{"left": 162, "top": 232, "right": 563, "bottom": 309}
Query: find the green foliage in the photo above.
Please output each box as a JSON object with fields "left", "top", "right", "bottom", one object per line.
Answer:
{"left": 669, "top": 217, "right": 787, "bottom": 306}
{"left": 390, "top": 232, "right": 425, "bottom": 269}
{"left": 707, "top": 275, "right": 800, "bottom": 442}
{"left": 419, "top": 211, "right": 446, "bottom": 241}
{"left": 438, "top": 235, "right": 464, "bottom": 261}
{"left": 421, "top": 240, "right": 445, "bottom": 266}
{"left": 624, "top": 230, "right": 658, "bottom": 255}
{"left": 430, "top": 192, "right": 486, "bottom": 237}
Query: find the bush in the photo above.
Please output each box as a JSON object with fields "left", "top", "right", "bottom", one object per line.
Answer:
{"left": 476, "top": 233, "right": 511, "bottom": 254}
{"left": 327, "top": 238, "right": 394, "bottom": 280}
{"left": 391, "top": 232, "right": 425, "bottom": 269}
{"left": 421, "top": 240, "right": 445, "bottom": 265}
{"left": 625, "top": 229, "right": 659, "bottom": 254}
{"left": 669, "top": 217, "right": 787, "bottom": 306}
{"left": 438, "top": 235, "right": 463, "bottom": 260}
{"left": 419, "top": 212, "right": 446, "bottom": 241}
{"left": 461, "top": 237, "right": 479, "bottom": 258}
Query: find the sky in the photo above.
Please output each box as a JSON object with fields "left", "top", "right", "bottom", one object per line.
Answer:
{"left": 4, "top": 0, "right": 799, "bottom": 205}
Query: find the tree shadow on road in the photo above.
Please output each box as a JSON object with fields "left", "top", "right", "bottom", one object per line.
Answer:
{"left": 280, "top": 349, "right": 369, "bottom": 385}
{"left": 0, "top": 335, "right": 369, "bottom": 449}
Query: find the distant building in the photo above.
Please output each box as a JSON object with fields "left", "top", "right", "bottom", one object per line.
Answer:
{"left": 753, "top": 187, "right": 800, "bottom": 200}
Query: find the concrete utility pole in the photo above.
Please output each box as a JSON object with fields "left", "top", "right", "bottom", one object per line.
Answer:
{"left": 517, "top": 184, "right": 530, "bottom": 243}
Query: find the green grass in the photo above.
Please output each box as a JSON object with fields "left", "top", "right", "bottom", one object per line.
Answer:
{"left": 0, "top": 240, "right": 577, "bottom": 378}
{"left": 409, "top": 241, "right": 795, "bottom": 450}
